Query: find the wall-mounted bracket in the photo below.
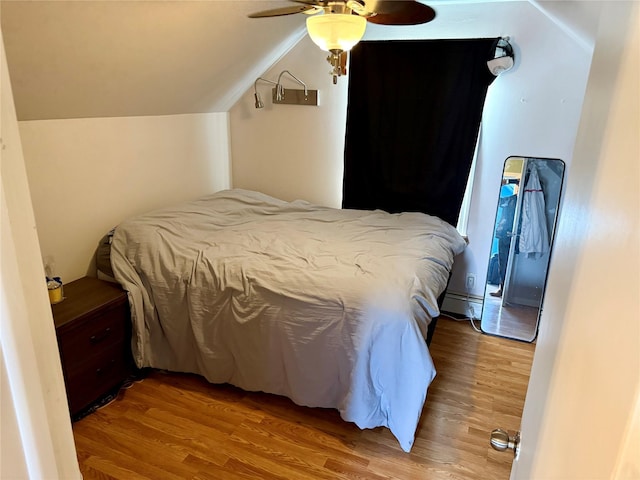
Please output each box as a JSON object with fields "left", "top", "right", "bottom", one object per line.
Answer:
{"left": 272, "top": 88, "right": 318, "bottom": 106}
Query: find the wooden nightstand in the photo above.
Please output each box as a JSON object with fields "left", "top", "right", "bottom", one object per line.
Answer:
{"left": 51, "top": 276, "right": 134, "bottom": 418}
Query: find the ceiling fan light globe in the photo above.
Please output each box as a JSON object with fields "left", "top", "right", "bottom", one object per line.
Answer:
{"left": 306, "top": 14, "right": 366, "bottom": 52}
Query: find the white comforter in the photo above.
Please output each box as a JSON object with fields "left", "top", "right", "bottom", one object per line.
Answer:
{"left": 111, "top": 189, "right": 466, "bottom": 451}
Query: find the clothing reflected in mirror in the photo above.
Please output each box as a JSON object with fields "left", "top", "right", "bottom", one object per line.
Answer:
{"left": 481, "top": 157, "right": 565, "bottom": 342}
{"left": 490, "top": 179, "right": 519, "bottom": 298}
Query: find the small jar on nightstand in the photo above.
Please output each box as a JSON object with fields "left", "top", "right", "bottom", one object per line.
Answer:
{"left": 51, "top": 276, "right": 134, "bottom": 418}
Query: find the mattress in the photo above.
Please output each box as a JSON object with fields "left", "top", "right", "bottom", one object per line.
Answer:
{"left": 110, "top": 188, "right": 466, "bottom": 451}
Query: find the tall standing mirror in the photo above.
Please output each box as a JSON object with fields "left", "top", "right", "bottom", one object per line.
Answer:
{"left": 481, "top": 156, "right": 565, "bottom": 342}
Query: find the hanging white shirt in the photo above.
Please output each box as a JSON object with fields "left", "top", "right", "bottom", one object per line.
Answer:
{"left": 519, "top": 166, "right": 549, "bottom": 257}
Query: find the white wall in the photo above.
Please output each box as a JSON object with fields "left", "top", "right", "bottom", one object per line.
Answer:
{"left": 19, "top": 113, "right": 231, "bottom": 283}
{"left": 1, "top": 30, "right": 80, "bottom": 478}
{"left": 230, "top": 35, "right": 349, "bottom": 209}
{"left": 513, "top": 1, "right": 639, "bottom": 477}
{"left": 1, "top": 351, "right": 29, "bottom": 479}
{"left": 229, "top": 1, "right": 593, "bottom": 297}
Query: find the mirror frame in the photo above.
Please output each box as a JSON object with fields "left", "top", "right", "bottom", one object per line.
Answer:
{"left": 480, "top": 156, "right": 566, "bottom": 342}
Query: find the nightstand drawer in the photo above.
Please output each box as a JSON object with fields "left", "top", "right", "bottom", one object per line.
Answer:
{"left": 51, "top": 276, "right": 134, "bottom": 418}
{"left": 57, "top": 302, "right": 128, "bottom": 364}
{"left": 64, "top": 342, "right": 130, "bottom": 414}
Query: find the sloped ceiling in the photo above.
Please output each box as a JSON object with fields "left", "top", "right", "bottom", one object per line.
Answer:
{"left": 1, "top": 0, "right": 598, "bottom": 121}
{"left": 1, "top": 1, "right": 306, "bottom": 120}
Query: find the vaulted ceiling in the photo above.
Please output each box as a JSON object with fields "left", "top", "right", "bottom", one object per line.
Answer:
{"left": 1, "top": 0, "right": 598, "bottom": 121}
{"left": 1, "top": 1, "right": 307, "bottom": 119}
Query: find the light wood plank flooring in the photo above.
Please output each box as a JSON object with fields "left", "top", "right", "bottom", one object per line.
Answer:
{"left": 73, "top": 318, "right": 535, "bottom": 479}
{"left": 481, "top": 284, "right": 540, "bottom": 340}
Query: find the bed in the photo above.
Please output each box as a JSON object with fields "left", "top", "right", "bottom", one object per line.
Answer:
{"left": 108, "top": 188, "right": 466, "bottom": 452}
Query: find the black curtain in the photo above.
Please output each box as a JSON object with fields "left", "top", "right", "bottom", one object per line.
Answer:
{"left": 342, "top": 39, "right": 497, "bottom": 226}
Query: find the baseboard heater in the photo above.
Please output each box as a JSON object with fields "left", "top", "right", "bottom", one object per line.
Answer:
{"left": 441, "top": 291, "right": 484, "bottom": 320}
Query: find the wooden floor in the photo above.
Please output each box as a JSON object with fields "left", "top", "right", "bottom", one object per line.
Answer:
{"left": 73, "top": 318, "right": 535, "bottom": 480}
{"left": 481, "top": 284, "right": 540, "bottom": 341}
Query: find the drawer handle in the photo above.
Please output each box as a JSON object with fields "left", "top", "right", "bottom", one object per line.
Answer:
{"left": 96, "top": 360, "right": 116, "bottom": 377}
{"left": 90, "top": 328, "right": 112, "bottom": 344}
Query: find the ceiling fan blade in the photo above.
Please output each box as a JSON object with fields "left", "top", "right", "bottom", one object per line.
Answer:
{"left": 248, "top": 5, "right": 317, "bottom": 18}
{"left": 290, "top": 0, "right": 329, "bottom": 5}
{"left": 366, "top": 1, "right": 436, "bottom": 25}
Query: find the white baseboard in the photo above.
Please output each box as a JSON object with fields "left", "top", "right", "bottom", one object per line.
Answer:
{"left": 441, "top": 292, "right": 484, "bottom": 319}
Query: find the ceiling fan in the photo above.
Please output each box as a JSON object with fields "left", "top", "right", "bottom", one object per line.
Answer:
{"left": 248, "top": 1, "right": 436, "bottom": 83}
